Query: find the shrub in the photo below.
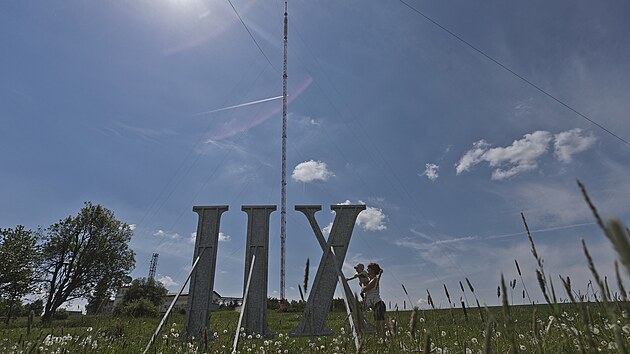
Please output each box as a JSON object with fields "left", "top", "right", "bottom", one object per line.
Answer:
{"left": 53, "top": 308, "right": 69, "bottom": 320}
{"left": 116, "top": 298, "right": 159, "bottom": 318}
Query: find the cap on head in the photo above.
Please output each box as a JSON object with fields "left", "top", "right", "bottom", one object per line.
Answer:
{"left": 354, "top": 263, "right": 365, "bottom": 271}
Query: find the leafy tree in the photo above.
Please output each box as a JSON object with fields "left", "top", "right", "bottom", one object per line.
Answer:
{"left": 40, "top": 202, "right": 135, "bottom": 322}
{"left": 119, "top": 277, "right": 168, "bottom": 308}
{"left": 0, "top": 226, "right": 40, "bottom": 323}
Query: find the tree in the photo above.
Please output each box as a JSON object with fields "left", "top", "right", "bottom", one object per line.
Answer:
{"left": 120, "top": 277, "right": 167, "bottom": 307}
{"left": 113, "top": 277, "right": 167, "bottom": 317}
{"left": 0, "top": 226, "right": 40, "bottom": 323}
{"left": 40, "top": 202, "right": 135, "bottom": 322}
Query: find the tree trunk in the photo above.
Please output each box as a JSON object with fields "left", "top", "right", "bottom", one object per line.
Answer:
{"left": 5, "top": 302, "right": 13, "bottom": 325}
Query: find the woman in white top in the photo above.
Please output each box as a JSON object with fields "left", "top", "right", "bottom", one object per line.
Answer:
{"left": 361, "top": 263, "right": 385, "bottom": 334}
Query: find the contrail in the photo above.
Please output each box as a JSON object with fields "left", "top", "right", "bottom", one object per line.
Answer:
{"left": 191, "top": 95, "right": 283, "bottom": 116}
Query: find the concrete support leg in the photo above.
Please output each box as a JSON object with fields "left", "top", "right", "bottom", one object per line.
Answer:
{"left": 240, "top": 205, "right": 276, "bottom": 337}
{"left": 290, "top": 204, "right": 367, "bottom": 336}
{"left": 184, "top": 206, "right": 228, "bottom": 340}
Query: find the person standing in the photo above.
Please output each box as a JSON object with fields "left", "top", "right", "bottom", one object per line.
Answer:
{"left": 361, "top": 263, "right": 385, "bottom": 334}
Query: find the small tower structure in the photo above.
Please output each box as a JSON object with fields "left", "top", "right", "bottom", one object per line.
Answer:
{"left": 148, "top": 253, "right": 159, "bottom": 280}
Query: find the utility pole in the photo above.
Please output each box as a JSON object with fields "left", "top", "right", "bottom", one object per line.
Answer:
{"left": 280, "top": 1, "right": 288, "bottom": 303}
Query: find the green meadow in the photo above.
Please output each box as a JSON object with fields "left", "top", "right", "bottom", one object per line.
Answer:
{"left": 1, "top": 302, "right": 630, "bottom": 353}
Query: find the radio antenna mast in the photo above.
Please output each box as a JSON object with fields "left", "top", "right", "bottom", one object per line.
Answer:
{"left": 280, "top": 1, "right": 288, "bottom": 302}
{"left": 148, "top": 253, "right": 159, "bottom": 281}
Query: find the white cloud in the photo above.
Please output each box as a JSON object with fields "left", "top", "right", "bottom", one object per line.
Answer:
{"left": 421, "top": 163, "right": 439, "bottom": 181}
{"left": 553, "top": 128, "right": 597, "bottom": 164}
{"left": 153, "top": 229, "right": 181, "bottom": 240}
{"left": 292, "top": 160, "right": 334, "bottom": 182}
{"left": 157, "top": 275, "right": 178, "bottom": 288}
{"left": 456, "top": 129, "right": 598, "bottom": 180}
{"left": 455, "top": 140, "right": 490, "bottom": 175}
{"left": 337, "top": 200, "right": 387, "bottom": 231}
{"left": 188, "top": 231, "right": 231, "bottom": 243}
{"left": 483, "top": 131, "right": 552, "bottom": 180}
{"left": 219, "top": 232, "right": 231, "bottom": 242}
{"left": 328, "top": 200, "right": 388, "bottom": 232}
{"left": 358, "top": 206, "right": 387, "bottom": 231}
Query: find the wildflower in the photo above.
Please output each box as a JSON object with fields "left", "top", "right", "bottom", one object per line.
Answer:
{"left": 466, "top": 348, "right": 472, "bottom": 354}
{"left": 518, "top": 334, "right": 524, "bottom": 340}
{"left": 471, "top": 338, "right": 478, "bottom": 344}
{"left": 278, "top": 333, "right": 284, "bottom": 338}
{"left": 609, "top": 342, "right": 617, "bottom": 350}
{"left": 86, "top": 327, "right": 93, "bottom": 332}
{"left": 545, "top": 317, "right": 554, "bottom": 332}
{"left": 224, "top": 329, "right": 228, "bottom": 334}
{"left": 172, "top": 322, "right": 177, "bottom": 327}
{"left": 92, "top": 340, "right": 98, "bottom": 349}
{"left": 441, "top": 331, "right": 446, "bottom": 337}
{"left": 623, "top": 325, "right": 630, "bottom": 334}
{"left": 520, "top": 345, "right": 526, "bottom": 350}
{"left": 592, "top": 326, "right": 600, "bottom": 335}
{"left": 256, "top": 333, "right": 262, "bottom": 339}
{"left": 419, "top": 317, "right": 425, "bottom": 323}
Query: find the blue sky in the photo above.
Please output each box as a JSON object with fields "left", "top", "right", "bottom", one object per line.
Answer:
{"left": 2, "top": 1, "right": 630, "bottom": 310}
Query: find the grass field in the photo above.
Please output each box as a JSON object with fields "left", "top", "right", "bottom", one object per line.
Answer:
{"left": 1, "top": 302, "right": 629, "bottom": 353}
